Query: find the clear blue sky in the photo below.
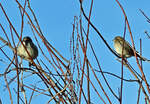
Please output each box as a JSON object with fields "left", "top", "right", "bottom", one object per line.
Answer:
{"left": 0, "top": 0, "right": 150, "bottom": 104}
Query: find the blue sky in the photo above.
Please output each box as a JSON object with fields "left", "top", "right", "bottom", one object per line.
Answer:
{"left": 0, "top": 0, "right": 150, "bottom": 104}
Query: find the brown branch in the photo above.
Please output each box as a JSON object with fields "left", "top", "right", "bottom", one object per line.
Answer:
{"left": 115, "top": 0, "right": 150, "bottom": 100}
{"left": 81, "top": 23, "right": 119, "bottom": 100}
{"left": 79, "top": 0, "right": 120, "bottom": 58}
{"left": 139, "top": 9, "right": 150, "bottom": 23}
{"left": 79, "top": 0, "right": 93, "bottom": 103}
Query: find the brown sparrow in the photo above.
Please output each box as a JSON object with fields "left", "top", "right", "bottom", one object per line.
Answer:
{"left": 113, "top": 36, "right": 147, "bottom": 61}
{"left": 17, "top": 36, "right": 38, "bottom": 63}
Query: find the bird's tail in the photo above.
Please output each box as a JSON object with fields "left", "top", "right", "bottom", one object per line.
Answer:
{"left": 136, "top": 53, "right": 150, "bottom": 62}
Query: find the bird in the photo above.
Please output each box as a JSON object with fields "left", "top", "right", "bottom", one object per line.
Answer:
{"left": 113, "top": 36, "right": 148, "bottom": 61}
{"left": 17, "top": 36, "right": 38, "bottom": 64}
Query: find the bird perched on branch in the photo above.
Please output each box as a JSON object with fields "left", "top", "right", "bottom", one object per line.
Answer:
{"left": 113, "top": 36, "right": 148, "bottom": 61}
{"left": 0, "top": 36, "right": 38, "bottom": 66}
{"left": 17, "top": 36, "right": 38, "bottom": 64}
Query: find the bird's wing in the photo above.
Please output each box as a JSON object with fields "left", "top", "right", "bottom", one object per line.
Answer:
{"left": 124, "top": 39, "right": 150, "bottom": 61}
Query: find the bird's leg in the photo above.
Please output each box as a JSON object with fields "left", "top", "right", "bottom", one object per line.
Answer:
{"left": 19, "top": 58, "right": 23, "bottom": 68}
